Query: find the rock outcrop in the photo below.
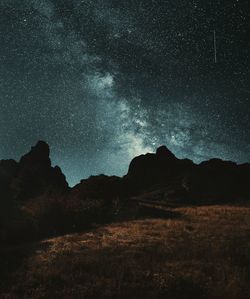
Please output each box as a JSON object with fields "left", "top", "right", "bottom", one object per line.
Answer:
{"left": 0, "top": 141, "right": 68, "bottom": 202}
{"left": 125, "top": 146, "right": 250, "bottom": 202}
{"left": 125, "top": 145, "right": 195, "bottom": 193}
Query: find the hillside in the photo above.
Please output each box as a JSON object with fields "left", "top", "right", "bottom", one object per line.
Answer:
{"left": 1, "top": 205, "right": 250, "bottom": 299}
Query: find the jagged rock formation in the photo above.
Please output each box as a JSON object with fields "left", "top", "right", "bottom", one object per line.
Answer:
{"left": 125, "top": 145, "right": 195, "bottom": 194}
{"left": 125, "top": 146, "right": 250, "bottom": 203}
{"left": 0, "top": 141, "right": 68, "bottom": 202}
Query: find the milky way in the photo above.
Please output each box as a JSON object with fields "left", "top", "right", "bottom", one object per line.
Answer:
{"left": 0, "top": 0, "right": 249, "bottom": 186}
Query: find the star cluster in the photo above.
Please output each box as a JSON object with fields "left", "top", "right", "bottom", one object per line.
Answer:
{"left": 0, "top": 0, "right": 249, "bottom": 186}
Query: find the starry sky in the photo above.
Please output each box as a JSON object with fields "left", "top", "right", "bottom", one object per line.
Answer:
{"left": 0, "top": 0, "right": 249, "bottom": 186}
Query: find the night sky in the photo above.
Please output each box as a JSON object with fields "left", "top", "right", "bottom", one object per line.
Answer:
{"left": 0, "top": 0, "right": 249, "bottom": 186}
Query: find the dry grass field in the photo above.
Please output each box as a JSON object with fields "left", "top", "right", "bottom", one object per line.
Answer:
{"left": 1, "top": 204, "right": 250, "bottom": 299}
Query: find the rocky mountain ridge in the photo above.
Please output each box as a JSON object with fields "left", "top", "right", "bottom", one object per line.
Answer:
{"left": 0, "top": 141, "right": 249, "bottom": 204}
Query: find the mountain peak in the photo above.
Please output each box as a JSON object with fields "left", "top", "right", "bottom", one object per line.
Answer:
{"left": 156, "top": 145, "right": 176, "bottom": 160}
{"left": 31, "top": 140, "right": 50, "bottom": 157}
{"left": 20, "top": 140, "right": 50, "bottom": 166}
{"left": 10, "top": 140, "right": 68, "bottom": 200}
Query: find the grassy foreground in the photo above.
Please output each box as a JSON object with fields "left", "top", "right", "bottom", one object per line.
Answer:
{"left": 1, "top": 205, "right": 250, "bottom": 299}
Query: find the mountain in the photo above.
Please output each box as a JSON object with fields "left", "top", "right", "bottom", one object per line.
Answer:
{"left": 124, "top": 145, "right": 195, "bottom": 193}
{"left": 0, "top": 141, "right": 68, "bottom": 202}
{"left": 123, "top": 145, "right": 250, "bottom": 203}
